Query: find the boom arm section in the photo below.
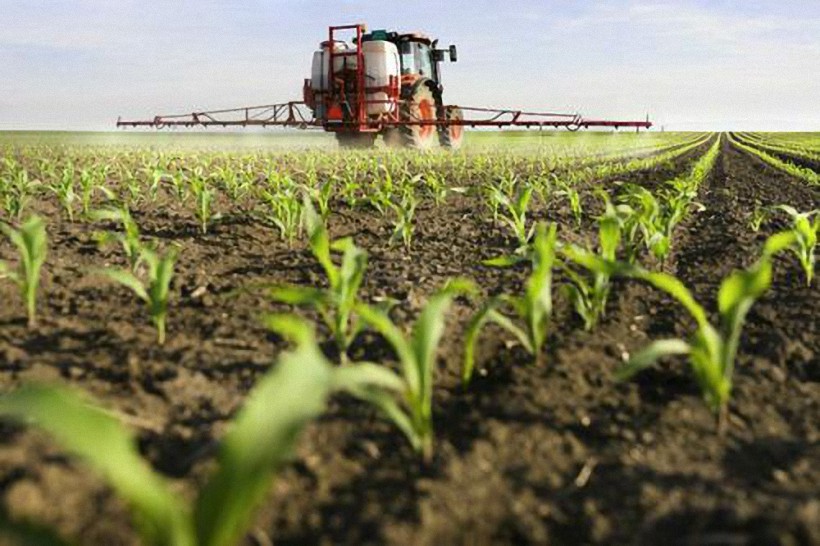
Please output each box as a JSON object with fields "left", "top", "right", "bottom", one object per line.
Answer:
{"left": 117, "top": 102, "right": 652, "bottom": 131}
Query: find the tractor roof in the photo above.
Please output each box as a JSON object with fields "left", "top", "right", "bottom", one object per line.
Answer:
{"left": 399, "top": 32, "right": 432, "bottom": 44}
{"left": 363, "top": 29, "right": 433, "bottom": 45}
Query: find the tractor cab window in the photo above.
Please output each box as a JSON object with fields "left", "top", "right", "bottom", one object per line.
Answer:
{"left": 416, "top": 43, "right": 434, "bottom": 78}
{"left": 399, "top": 42, "right": 417, "bottom": 74}
{"left": 399, "top": 41, "right": 435, "bottom": 79}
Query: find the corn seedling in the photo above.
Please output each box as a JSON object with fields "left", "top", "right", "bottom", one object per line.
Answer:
{"left": 0, "top": 316, "right": 367, "bottom": 546}
{"left": 166, "top": 170, "right": 189, "bottom": 203}
{"left": 0, "top": 215, "right": 47, "bottom": 328}
{"left": 78, "top": 166, "right": 108, "bottom": 219}
{"left": 1, "top": 161, "right": 37, "bottom": 220}
{"left": 493, "top": 185, "right": 536, "bottom": 250}
{"left": 303, "top": 178, "right": 334, "bottom": 221}
{"left": 560, "top": 194, "right": 623, "bottom": 331}
{"left": 555, "top": 180, "right": 583, "bottom": 227}
{"left": 190, "top": 174, "right": 216, "bottom": 234}
{"left": 91, "top": 206, "right": 144, "bottom": 271}
{"left": 749, "top": 205, "right": 770, "bottom": 233}
{"left": 48, "top": 164, "right": 77, "bottom": 222}
{"left": 617, "top": 231, "right": 797, "bottom": 432}
{"left": 260, "top": 184, "right": 302, "bottom": 246}
{"left": 269, "top": 197, "right": 371, "bottom": 362}
{"left": 389, "top": 187, "right": 417, "bottom": 250}
{"left": 774, "top": 205, "right": 819, "bottom": 286}
{"left": 352, "top": 279, "right": 474, "bottom": 460}
{"left": 463, "top": 223, "right": 557, "bottom": 384}
{"left": 98, "top": 245, "right": 177, "bottom": 344}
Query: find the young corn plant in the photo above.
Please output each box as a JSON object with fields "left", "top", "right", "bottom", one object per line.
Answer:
{"left": 389, "top": 187, "right": 418, "bottom": 250}
{"left": 302, "top": 178, "right": 334, "bottom": 221}
{"left": 463, "top": 223, "right": 558, "bottom": 384}
{"left": 1, "top": 161, "right": 37, "bottom": 220}
{"left": 618, "top": 231, "right": 797, "bottom": 433}
{"left": 92, "top": 206, "right": 144, "bottom": 271}
{"left": 560, "top": 195, "right": 623, "bottom": 331}
{"left": 78, "top": 167, "right": 99, "bottom": 219}
{"left": 748, "top": 205, "right": 770, "bottom": 233}
{"left": 260, "top": 185, "right": 302, "bottom": 246}
{"left": 555, "top": 180, "right": 583, "bottom": 227}
{"left": 617, "top": 183, "right": 663, "bottom": 263}
{"left": 351, "top": 279, "right": 474, "bottom": 461}
{"left": 0, "top": 216, "right": 47, "bottom": 328}
{"left": 492, "top": 185, "right": 536, "bottom": 250}
{"left": 98, "top": 245, "right": 177, "bottom": 345}
{"left": 422, "top": 171, "right": 460, "bottom": 206}
{"left": 269, "top": 197, "right": 370, "bottom": 362}
{"left": 190, "top": 174, "right": 216, "bottom": 235}
{"left": 774, "top": 205, "right": 818, "bottom": 286}
{"left": 0, "top": 315, "right": 389, "bottom": 546}
{"left": 48, "top": 164, "right": 77, "bottom": 222}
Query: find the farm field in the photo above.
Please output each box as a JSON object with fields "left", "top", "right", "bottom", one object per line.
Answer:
{"left": 0, "top": 131, "right": 818, "bottom": 545}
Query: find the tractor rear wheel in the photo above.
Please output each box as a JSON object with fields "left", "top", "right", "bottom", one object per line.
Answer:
{"left": 399, "top": 84, "right": 439, "bottom": 150}
{"left": 335, "top": 132, "right": 376, "bottom": 149}
{"left": 440, "top": 106, "right": 465, "bottom": 150}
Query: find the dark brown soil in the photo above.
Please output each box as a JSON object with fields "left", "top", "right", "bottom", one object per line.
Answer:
{"left": 1, "top": 137, "right": 818, "bottom": 545}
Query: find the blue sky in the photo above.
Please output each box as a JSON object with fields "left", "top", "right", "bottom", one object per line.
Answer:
{"left": 2, "top": 0, "right": 818, "bottom": 131}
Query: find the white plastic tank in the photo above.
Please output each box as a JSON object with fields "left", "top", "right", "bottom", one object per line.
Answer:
{"left": 362, "top": 40, "right": 400, "bottom": 115}
{"left": 310, "top": 41, "right": 357, "bottom": 92}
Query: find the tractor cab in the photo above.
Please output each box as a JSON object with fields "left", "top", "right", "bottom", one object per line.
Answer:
{"left": 362, "top": 30, "right": 457, "bottom": 88}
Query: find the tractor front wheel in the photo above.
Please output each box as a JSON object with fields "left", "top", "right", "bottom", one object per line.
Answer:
{"left": 399, "top": 85, "right": 439, "bottom": 150}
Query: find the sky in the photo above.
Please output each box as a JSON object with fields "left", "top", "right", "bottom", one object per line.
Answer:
{"left": 1, "top": 0, "right": 818, "bottom": 131}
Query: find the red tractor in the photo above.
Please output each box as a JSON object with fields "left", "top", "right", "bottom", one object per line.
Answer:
{"left": 302, "top": 24, "right": 464, "bottom": 149}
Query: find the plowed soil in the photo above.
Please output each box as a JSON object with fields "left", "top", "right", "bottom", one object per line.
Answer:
{"left": 1, "top": 137, "right": 818, "bottom": 545}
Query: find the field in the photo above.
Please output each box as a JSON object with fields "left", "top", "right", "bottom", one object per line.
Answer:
{"left": 0, "top": 130, "right": 818, "bottom": 545}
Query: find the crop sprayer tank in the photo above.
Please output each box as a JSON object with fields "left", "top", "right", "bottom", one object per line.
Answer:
{"left": 362, "top": 40, "right": 399, "bottom": 116}
{"left": 310, "top": 40, "right": 356, "bottom": 91}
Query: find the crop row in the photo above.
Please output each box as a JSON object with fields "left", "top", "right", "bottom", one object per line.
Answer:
{"left": 728, "top": 133, "right": 819, "bottom": 186}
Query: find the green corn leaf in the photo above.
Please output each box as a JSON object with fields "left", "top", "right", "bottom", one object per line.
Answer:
{"left": 333, "top": 237, "right": 367, "bottom": 305}
{"left": 463, "top": 299, "right": 498, "bottom": 385}
{"left": 303, "top": 195, "right": 337, "bottom": 287}
{"left": 194, "top": 315, "right": 333, "bottom": 546}
{"left": 0, "top": 385, "right": 192, "bottom": 546}
{"left": 634, "top": 270, "right": 710, "bottom": 330}
{"left": 482, "top": 255, "right": 527, "bottom": 268}
{"left": 617, "top": 339, "right": 692, "bottom": 380}
{"left": 332, "top": 362, "right": 405, "bottom": 393}
{"left": 269, "top": 285, "right": 326, "bottom": 306}
{"left": 717, "top": 263, "right": 772, "bottom": 318}
{"left": 560, "top": 244, "right": 624, "bottom": 277}
{"left": 411, "top": 280, "right": 475, "bottom": 381}
{"left": 774, "top": 204, "right": 798, "bottom": 217}
{"left": 354, "top": 304, "right": 417, "bottom": 392}
{"left": 97, "top": 269, "right": 149, "bottom": 302}
{"left": 598, "top": 213, "right": 621, "bottom": 261}
{"left": 342, "top": 385, "right": 418, "bottom": 451}
{"left": 762, "top": 230, "right": 797, "bottom": 258}
{"left": 151, "top": 249, "right": 177, "bottom": 303}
